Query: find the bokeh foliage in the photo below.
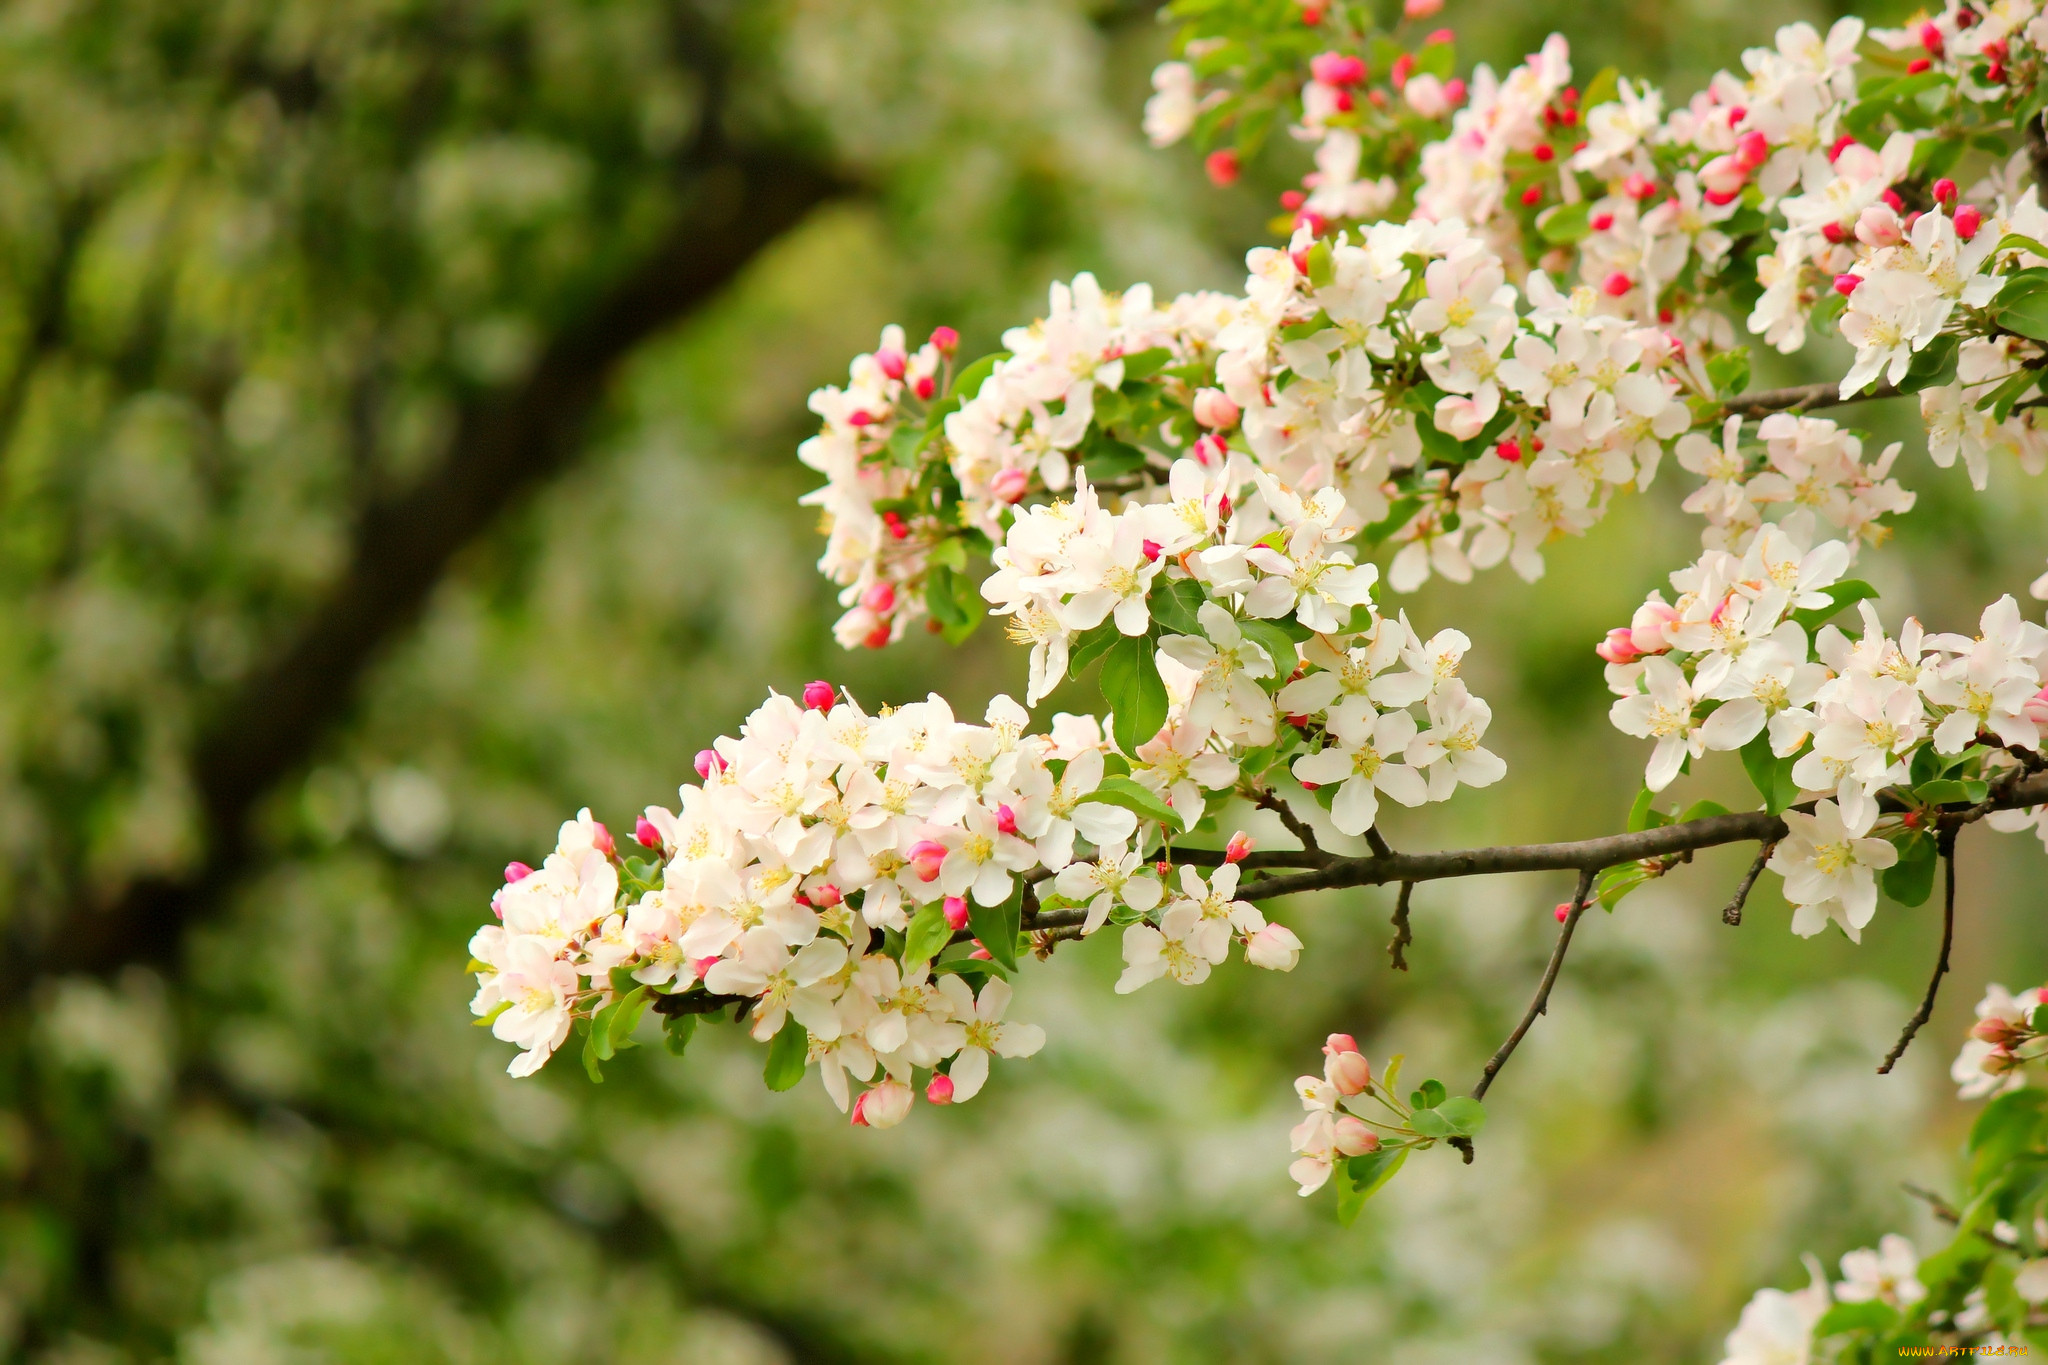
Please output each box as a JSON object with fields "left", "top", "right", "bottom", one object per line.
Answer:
{"left": 2, "top": 0, "right": 2047, "bottom": 1362}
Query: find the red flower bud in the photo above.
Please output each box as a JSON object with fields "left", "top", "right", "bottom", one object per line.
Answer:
{"left": 1590, "top": 211, "right": 1615, "bottom": 231}
{"left": 1833, "top": 273, "right": 1861, "bottom": 297}
{"left": 1955, "top": 204, "right": 1983, "bottom": 240}
{"left": 943, "top": 895, "right": 970, "bottom": 931}
{"left": 926, "top": 1073, "right": 956, "bottom": 1105}
{"left": 1908, "top": 56, "right": 1932, "bottom": 74}
{"left": 1205, "top": 149, "right": 1240, "bottom": 187}
{"left": 504, "top": 861, "right": 533, "bottom": 883}
{"left": 1920, "top": 21, "right": 1945, "bottom": 55}
{"left": 929, "top": 325, "right": 959, "bottom": 354}
{"left": 1496, "top": 438, "right": 1522, "bottom": 462}
{"left": 803, "top": 679, "right": 837, "bottom": 712}
{"left": 634, "top": 816, "right": 663, "bottom": 850}
{"left": 1933, "top": 177, "right": 1958, "bottom": 207}
{"left": 1532, "top": 143, "right": 1554, "bottom": 163}
{"left": 1602, "top": 271, "right": 1633, "bottom": 297}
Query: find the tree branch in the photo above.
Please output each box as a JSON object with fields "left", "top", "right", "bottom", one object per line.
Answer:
{"left": 1472, "top": 867, "right": 1595, "bottom": 1104}
{"left": 1878, "top": 829, "right": 1959, "bottom": 1074}
{"left": 15, "top": 145, "right": 850, "bottom": 987}
{"left": 1718, "top": 380, "right": 1900, "bottom": 418}
{"left": 1233, "top": 771, "right": 2048, "bottom": 904}
{"left": 1387, "top": 880, "right": 1414, "bottom": 971}
{"left": 1256, "top": 788, "right": 1327, "bottom": 860}
{"left": 1721, "top": 841, "right": 1775, "bottom": 926}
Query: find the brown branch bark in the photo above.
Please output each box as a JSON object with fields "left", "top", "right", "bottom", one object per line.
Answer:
{"left": 1721, "top": 842, "right": 1775, "bottom": 926}
{"left": 1231, "top": 771, "right": 2048, "bottom": 903}
{"left": 12, "top": 145, "right": 849, "bottom": 989}
{"left": 1719, "top": 380, "right": 1901, "bottom": 418}
{"left": 1878, "top": 829, "right": 1959, "bottom": 1074}
{"left": 1472, "top": 867, "right": 1595, "bottom": 1104}
{"left": 1387, "top": 880, "right": 1414, "bottom": 971}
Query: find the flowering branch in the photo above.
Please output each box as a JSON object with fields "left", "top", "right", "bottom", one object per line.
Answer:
{"left": 1719, "top": 380, "right": 1902, "bottom": 417}
{"left": 1387, "top": 881, "right": 1414, "bottom": 971}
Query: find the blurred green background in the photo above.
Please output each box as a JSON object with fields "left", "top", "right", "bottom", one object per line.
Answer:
{"left": 1, "top": 1, "right": 2044, "bottom": 1361}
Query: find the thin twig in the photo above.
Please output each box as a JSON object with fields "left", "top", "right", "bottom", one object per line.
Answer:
{"left": 1722, "top": 841, "right": 1776, "bottom": 926}
{"left": 1879, "top": 830, "right": 1958, "bottom": 1074}
{"left": 1365, "top": 827, "right": 1394, "bottom": 858}
{"left": 1902, "top": 1182, "right": 1962, "bottom": 1225}
{"left": 1387, "top": 881, "right": 1415, "bottom": 971}
{"left": 1256, "top": 789, "right": 1324, "bottom": 857}
{"left": 1472, "top": 867, "right": 1598, "bottom": 1104}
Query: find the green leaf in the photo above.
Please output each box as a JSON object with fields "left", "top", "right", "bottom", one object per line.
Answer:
{"left": 1118, "top": 346, "right": 1173, "bottom": 383}
{"left": 902, "top": 901, "right": 953, "bottom": 971}
{"left": 1409, "top": 1078, "right": 1446, "bottom": 1110}
{"left": 1536, "top": 201, "right": 1591, "bottom": 245}
{"left": 1236, "top": 618, "right": 1300, "bottom": 677}
{"left": 1705, "top": 347, "right": 1751, "bottom": 399}
{"left": 1813, "top": 1300, "right": 1899, "bottom": 1336}
{"left": 1917, "top": 777, "right": 1990, "bottom": 807}
{"left": 1897, "top": 333, "right": 1960, "bottom": 394}
{"left": 967, "top": 890, "right": 1022, "bottom": 974}
{"left": 947, "top": 351, "right": 1005, "bottom": 407}
{"left": 1101, "top": 634, "right": 1170, "bottom": 756}
{"left": 1977, "top": 363, "right": 2044, "bottom": 421}
{"left": 1883, "top": 829, "right": 1937, "bottom": 907}
{"left": 1995, "top": 278, "right": 2048, "bottom": 342}
{"left": 1626, "top": 787, "right": 1665, "bottom": 833}
{"left": 473, "top": 999, "right": 512, "bottom": 1027}
{"left": 762, "top": 1019, "right": 810, "bottom": 1092}
{"left": 1595, "top": 862, "right": 1655, "bottom": 911}
{"left": 1410, "top": 1098, "right": 1486, "bottom": 1139}
{"left": 1413, "top": 39, "right": 1455, "bottom": 80}
{"left": 1739, "top": 732, "right": 1801, "bottom": 814}
{"left": 1305, "top": 239, "right": 1336, "bottom": 290}
{"left": 1789, "top": 579, "right": 1879, "bottom": 635}
{"left": 1066, "top": 624, "right": 1120, "bottom": 680}
{"left": 1679, "top": 800, "right": 1730, "bottom": 824}
{"left": 1578, "top": 66, "right": 1619, "bottom": 111}
{"left": 886, "top": 424, "right": 925, "bottom": 469}
{"left": 662, "top": 1011, "right": 698, "bottom": 1057}
{"left": 1997, "top": 232, "right": 2048, "bottom": 258}
{"left": 604, "top": 985, "right": 652, "bottom": 1055}
{"left": 1360, "top": 494, "right": 1422, "bottom": 547}
{"left": 1149, "top": 577, "right": 1208, "bottom": 637}
{"left": 1079, "top": 774, "right": 1185, "bottom": 832}
{"left": 1334, "top": 1146, "right": 1408, "bottom": 1227}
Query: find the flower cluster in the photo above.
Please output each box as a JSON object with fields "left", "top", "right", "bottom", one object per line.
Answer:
{"left": 1604, "top": 553, "right": 2048, "bottom": 940}
{"left": 981, "top": 452, "right": 1503, "bottom": 837}
{"left": 1674, "top": 413, "right": 1913, "bottom": 555}
{"left": 468, "top": 682, "right": 1324, "bottom": 1114}
{"left": 1952, "top": 980, "right": 2048, "bottom": 1098}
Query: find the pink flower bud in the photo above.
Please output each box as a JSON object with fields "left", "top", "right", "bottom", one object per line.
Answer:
{"left": 1932, "top": 177, "right": 1958, "bottom": 208}
{"left": 1495, "top": 438, "right": 1522, "bottom": 462}
{"left": 634, "top": 816, "right": 663, "bottom": 850}
{"left": 1444, "top": 77, "right": 1466, "bottom": 107}
{"left": 908, "top": 840, "right": 948, "bottom": 882}
{"left": 1298, "top": 780, "right": 1320, "bottom": 792}
{"left": 990, "top": 467, "right": 1031, "bottom": 504}
{"left": 1402, "top": 0, "right": 1442, "bottom": 16}
{"left": 1955, "top": 204, "right": 1983, "bottom": 240}
{"left": 1601, "top": 271, "right": 1633, "bottom": 297}
{"left": 811, "top": 882, "right": 844, "bottom": 907}
{"left": 1821, "top": 221, "right": 1847, "bottom": 243}
{"left": 694, "top": 748, "right": 725, "bottom": 779}
{"left": 968, "top": 944, "right": 992, "bottom": 960}
{"left": 1907, "top": 56, "right": 1932, "bottom": 74}
{"left": 850, "top": 1079, "right": 913, "bottom": 1129}
{"left": 1590, "top": 211, "right": 1614, "bottom": 232}
{"left": 1595, "top": 627, "right": 1642, "bottom": 665}
{"left": 875, "top": 347, "right": 907, "bottom": 380}
{"left": 994, "top": 803, "right": 1018, "bottom": 836}
{"left": 690, "top": 955, "right": 721, "bottom": 981}
{"left": 1246, "top": 922, "right": 1303, "bottom": 971}
{"left": 943, "top": 895, "right": 970, "bottom": 931}
{"left": 1333, "top": 1115, "right": 1381, "bottom": 1157}
{"left": 1855, "top": 205, "right": 1905, "bottom": 248}
{"left": 1205, "top": 149, "right": 1240, "bottom": 187}
{"left": 1881, "top": 188, "right": 1905, "bottom": 214}
{"left": 1975, "top": 1017, "right": 2026, "bottom": 1047}
{"left": 1309, "top": 52, "right": 1367, "bottom": 87}
{"left": 1225, "top": 831, "right": 1254, "bottom": 864}
{"left": 1425, "top": 27, "right": 1453, "bottom": 43}
{"left": 1554, "top": 901, "right": 1572, "bottom": 923}
{"left": 1156, "top": 859, "right": 1173, "bottom": 876}
{"left": 590, "top": 822, "right": 616, "bottom": 858}
{"left": 929, "top": 325, "right": 959, "bottom": 354}
{"left": 1698, "top": 154, "right": 1747, "bottom": 197}
{"left": 803, "top": 679, "right": 837, "bottom": 712}
{"left": 1622, "top": 173, "right": 1657, "bottom": 200}
{"left": 926, "top": 1073, "right": 956, "bottom": 1105}
{"left": 861, "top": 581, "right": 896, "bottom": 614}
{"left": 1832, "top": 272, "right": 1860, "bottom": 297}
{"left": 914, "top": 374, "right": 936, "bottom": 400}
{"left": 1326, "top": 1049, "right": 1372, "bottom": 1095}
{"left": 1192, "top": 387, "right": 1241, "bottom": 429}
{"left": 1141, "top": 538, "right": 1162, "bottom": 563}
{"left": 1920, "top": 21, "right": 1945, "bottom": 54}
{"left": 847, "top": 410, "right": 877, "bottom": 428}
{"left": 1192, "top": 432, "right": 1229, "bottom": 466}
{"left": 504, "top": 861, "right": 534, "bottom": 883}
{"left": 1324, "top": 1033, "right": 1360, "bottom": 1055}
{"left": 1390, "top": 53, "right": 1415, "bottom": 89}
